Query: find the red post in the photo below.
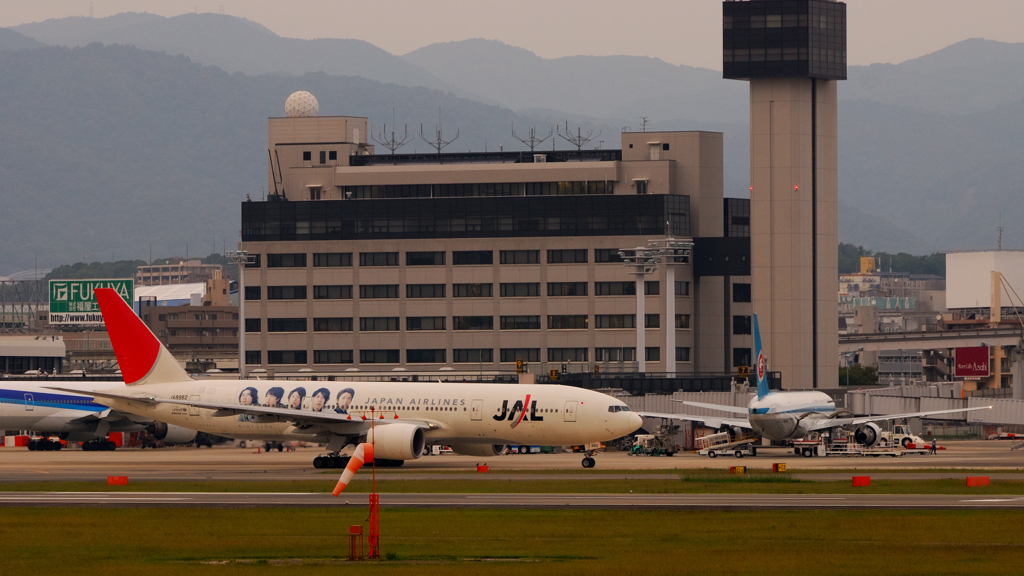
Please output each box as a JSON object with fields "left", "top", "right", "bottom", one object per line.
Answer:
{"left": 349, "top": 525, "right": 363, "bottom": 560}
{"left": 368, "top": 493, "right": 380, "bottom": 559}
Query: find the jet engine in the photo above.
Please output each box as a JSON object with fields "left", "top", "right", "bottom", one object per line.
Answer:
{"left": 853, "top": 422, "right": 882, "bottom": 447}
{"left": 150, "top": 422, "right": 198, "bottom": 444}
{"left": 366, "top": 423, "right": 425, "bottom": 461}
{"left": 448, "top": 443, "right": 506, "bottom": 457}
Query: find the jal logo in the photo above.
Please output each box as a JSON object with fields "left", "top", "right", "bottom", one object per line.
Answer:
{"left": 493, "top": 394, "right": 544, "bottom": 428}
{"left": 757, "top": 352, "right": 766, "bottom": 381}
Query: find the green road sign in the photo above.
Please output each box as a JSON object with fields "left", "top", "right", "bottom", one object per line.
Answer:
{"left": 49, "top": 279, "right": 134, "bottom": 325}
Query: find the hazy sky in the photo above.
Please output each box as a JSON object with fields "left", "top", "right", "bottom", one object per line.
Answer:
{"left": 3, "top": 1, "right": 1023, "bottom": 69}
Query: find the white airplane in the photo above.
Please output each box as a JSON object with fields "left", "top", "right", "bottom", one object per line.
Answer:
{"left": 0, "top": 380, "right": 197, "bottom": 450}
{"left": 639, "top": 314, "right": 991, "bottom": 445}
{"left": 54, "top": 288, "right": 643, "bottom": 469}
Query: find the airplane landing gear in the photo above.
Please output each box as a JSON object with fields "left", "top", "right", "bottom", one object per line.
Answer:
{"left": 313, "top": 454, "right": 351, "bottom": 469}
{"left": 581, "top": 450, "right": 597, "bottom": 468}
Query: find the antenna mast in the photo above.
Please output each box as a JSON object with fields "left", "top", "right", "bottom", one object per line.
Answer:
{"left": 372, "top": 106, "right": 413, "bottom": 154}
{"left": 419, "top": 109, "right": 459, "bottom": 154}
{"left": 557, "top": 121, "right": 600, "bottom": 151}
{"left": 512, "top": 123, "right": 552, "bottom": 152}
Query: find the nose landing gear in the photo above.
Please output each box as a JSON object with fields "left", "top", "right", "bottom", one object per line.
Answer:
{"left": 581, "top": 450, "right": 597, "bottom": 468}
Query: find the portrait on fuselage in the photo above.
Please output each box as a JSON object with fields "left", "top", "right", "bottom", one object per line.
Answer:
{"left": 238, "top": 387, "right": 258, "bottom": 406}
{"left": 288, "top": 387, "right": 306, "bottom": 410}
{"left": 335, "top": 388, "right": 355, "bottom": 414}
{"left": 311, "top": 388, "right": 330, "bottom": 412}
{"left": 264, "top": 386, "right": 284, "bottom": 408}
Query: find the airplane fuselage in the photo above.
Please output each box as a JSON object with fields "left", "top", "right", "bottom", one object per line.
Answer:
{"left": 97, "top": 379, "right": 642, "bottom": 447}
{"left": 746, "top": 391, "right": 836, "bottom": 440}
{"left": 0, "top": 381, "right": 144, "bottom": 439}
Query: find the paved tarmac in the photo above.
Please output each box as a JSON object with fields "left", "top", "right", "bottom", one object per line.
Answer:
{"left": 1, "top": 491, "right": 1023, "bottom": 510}
{"left": 1, "top": 440, "right": 1022, "bottom": 484}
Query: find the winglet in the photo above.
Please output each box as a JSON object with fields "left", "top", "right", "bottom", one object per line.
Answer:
{"left": 753, "top": 313, "right": 770, "bottom": 400}
{"left": 95, "top": 288, "right": 191, "bottom": 386}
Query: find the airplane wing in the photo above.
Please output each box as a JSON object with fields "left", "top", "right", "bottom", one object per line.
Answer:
{"left": 46, "top": 386, "right": 439, "bottom": 430}
{"left": 636, "top": 410, "right": 752, "bottom": 430}
{"left": 676, "top": 400, "right": 750, "bottom": 415}
{"left": 807, "top": 406, "right": 993, "bottom": 431}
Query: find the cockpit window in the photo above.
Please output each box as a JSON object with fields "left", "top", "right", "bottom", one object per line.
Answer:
{"left": 608, "top": 405, "right": 631, "bottom": 412}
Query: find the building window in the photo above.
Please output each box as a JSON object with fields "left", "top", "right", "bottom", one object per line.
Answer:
{"left": 594, "top": 249, "right": 624, "bottom": 263}
{"left": 500, "top": 283, "right": 540, "bottom": 297}
{"left": 595, "top": 315, "right": 635, "bottom": 329}
{"left": 313, "top": 285, "right": 353, "bottom": 299}
{"left": 636, "top": 180, "right": 648, "bottom": 195}
{"left": 314, "top": 318, "right": 353, "bottom": 332}
{"left": 733, "top": 315, "right": 752, "bottom": 335}
{"left": 662, "top": 143, "right": 670, "bottom": 151}
{"left": 733, "top": 347, "right": 752, "bottom": 368}
{"left": 547, "top": 282, "right": 587, "bottom": 297}
{"left": 329, "top": 150, "right": 338, "bottom": 161}
{"left": 733, "top": 283, "right": 752, "bottom": 302}
{"left": 676, "top": 281, "right": 691, "bottom": 296}
{"left": 267, "top": 253, "right": 306, "bottom": 268}
{"left": 499, "top": 250, "right": 540, "bottom": 264}
{"left": 244, "top": 286, "right": 261, "bottom": 300}
{"left": 244, "top": 254, "right": 261, "bottom": 268}
{"left": 500, "top": 316, "right": 540, "bottom": 330}
{"left": 267, "top": 318, "right": 307, "bottom": 332}
{"left": 268, "top": 350, "right": 307, "bottom": 364}
{"left": 359, "top": 317, "right": 399, "bottom": 331}
{"left": 547, "top": 249, "right": 588, "bottom": 264}
{"left": 453, "top": 251, "right": 493, "bottom": 265}
{"left": 407, "top": 349, "right": 446, "bottom": 363}
{"left": 645, "top": 347, "right": 661, "bottom": 361}
{"left": 313, "top": 253, "right": 352, "bottom": 267}
{"left": 245, "top": 318, "right": 261, "bottom": 333}
{"left": 267, "top": 286, "right": 307, "bottom": 300}
{"left": 676, "top": 347, "right": 692, "bottom": 362}
{"left": 501, "top": 348, "right": 540, "bottom": 362}
{"left": 676, "top": 314, "right": 691, "bottom": 329}
{"left": 406, "top": 251, "right": 445, "bottom": 266}
{"left": 548, "top": 348, "right": 588, "bottom": 362}
{"left": 407, "top": 316, "right": 446, "bottom": 331}
{"left": 596, "top": 347, "right": 635, "bottom": 361}
{"left": 359, "top": 252, "right": 399, "bottom": 267}
{"left": 453, "top": 283, "right": 493, "bottom": 298}
{"left": 359, "top": 285, "right": 399, "bottom": 299}
{"left": 302, "top": 151, "right": 311, "bottom": 161}
{"left": 645, "top": 281, "right": 660, "bottom": 295}
{"left": 453, "top": 316, "right": 494, "bottom": 330}
{"left": 360, "top": 350, "right": 399, "bottom": 364}
{"left": 548, "top": 315, "right": 588, "bottom": 330}
{"left": 314, "top": 350, "right": 352, "bottom": 364}
{"left": 645, "top": 314, "right": 660, "bottom": 328}
{"left": 319, "top": 150, "right": 326, "bottom": 164}
{"left": 245, "top": 351, "right": 261, "bottom": 364}
{"left": 407, "top": 284, "right": 446, "bottom": 298}
{"left": 595, "top": 282, "right": 635, "bottom": 296}
{"left": 454, "top": 349, "right": 493, "bottom": 363}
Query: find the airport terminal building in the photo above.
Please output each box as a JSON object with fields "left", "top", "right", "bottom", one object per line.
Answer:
{"left": 239, "top": 105, "right": 751, "bottom": 377}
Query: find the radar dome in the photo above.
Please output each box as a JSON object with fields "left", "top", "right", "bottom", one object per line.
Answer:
{"left": 285, "top": 91, "right": 319, "bottom": 118}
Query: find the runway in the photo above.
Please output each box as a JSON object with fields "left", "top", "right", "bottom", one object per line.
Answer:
{"left": 1, "top": 491, "right": 1023, "bottom": 509}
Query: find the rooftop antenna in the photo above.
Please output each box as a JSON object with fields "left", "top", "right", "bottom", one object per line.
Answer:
{"left": 998, "top": 215, "right": 1004, "bottom": 251}
{"left": 372, "top": 106, "right": 413, "bottom": 154}
{"left": 640, "top": 117, "right": 649, "bottom": 132}
{"left": 511, "top": 123, "right": 552, "bottom": 152}
{"left": 557, "top": 121, "right": 600, "bottom": 151}
{"left": 419, "top": 108, "right": 459, "bottom": 154}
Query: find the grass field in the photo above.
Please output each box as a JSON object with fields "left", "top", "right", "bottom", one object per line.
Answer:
{"left": 2, "top": 507, "right": 1022, "bottom": 575}
{"left": 2, "top": 471, "right": 1024, "bottom": 495}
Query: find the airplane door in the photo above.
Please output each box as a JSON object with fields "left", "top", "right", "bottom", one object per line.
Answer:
{"left": 189, "top": 395, "right": 200, "bottom": 416}
{"left": 471, "top": 399, "right": 483, "bottom": 421}
{"left": 24, "top": 393, "right": 34, "bottom": 412}
{"left": 564, "top": 400, "right": 577, "bottom": 422}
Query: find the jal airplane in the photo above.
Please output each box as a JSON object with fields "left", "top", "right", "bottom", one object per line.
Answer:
{"left": 0, "top": 380, "right": 197, "bottom": 450}
{"left": 640, "top": 314, "right": 991, "bottom": 445}
{"left": 56, "top": 288, "right": 642, "bottom": 469}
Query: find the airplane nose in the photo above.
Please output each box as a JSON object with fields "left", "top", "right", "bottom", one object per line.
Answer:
{"left": 628, "top": 413, "right": 642, "bottom": 432}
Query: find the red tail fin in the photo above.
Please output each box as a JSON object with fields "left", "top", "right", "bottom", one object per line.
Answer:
{"left": 95, "top": 288, "right": 190, "bottom": 385}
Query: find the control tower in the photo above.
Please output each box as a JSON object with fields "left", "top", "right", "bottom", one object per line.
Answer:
{"left": 723, "top": 0, "right": 846, "bottom": 388}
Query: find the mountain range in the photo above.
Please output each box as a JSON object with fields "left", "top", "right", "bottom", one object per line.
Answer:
{"left": 2, "top": 12, "right": 1024, "bottom": 272}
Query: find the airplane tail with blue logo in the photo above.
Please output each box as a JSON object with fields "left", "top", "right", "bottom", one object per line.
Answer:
{"left": 753, "top": 313, "right": 770, "bottom": 400}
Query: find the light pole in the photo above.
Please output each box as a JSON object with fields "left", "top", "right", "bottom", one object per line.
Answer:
{"left": 226, "top": 250, "right": 256, "bottom": 379}
{"left": 619, "top": 236, "right": 692, "bottom": 374}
